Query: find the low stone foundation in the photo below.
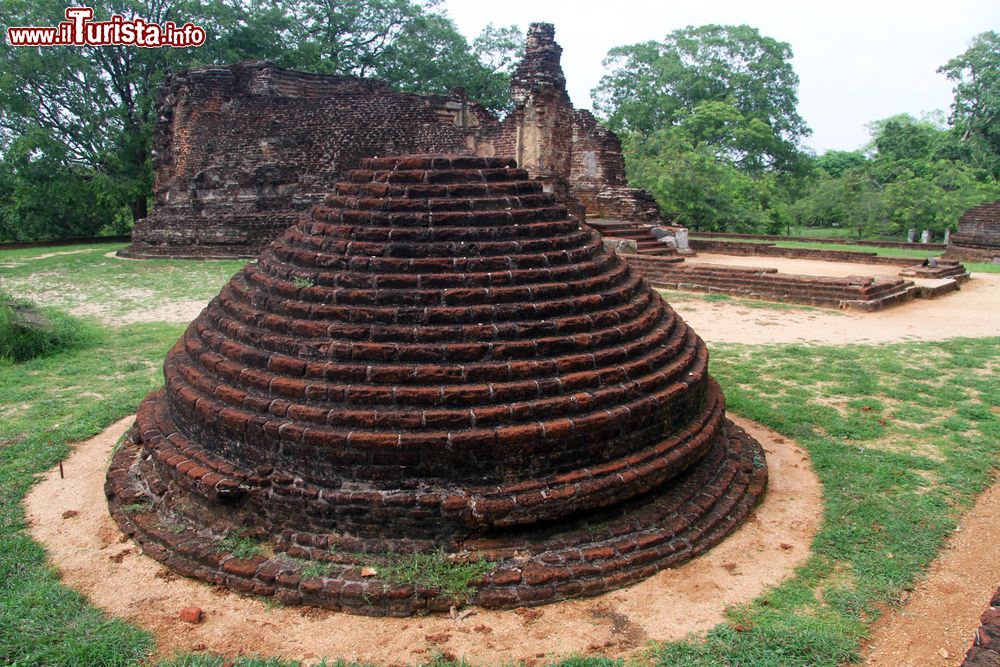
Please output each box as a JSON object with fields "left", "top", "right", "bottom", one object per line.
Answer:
{"left": 688, "top": 239, "right": 920, "bottom": 266}
{"left": 624, "top": 255, "right": 919, "bottom": 311}
{"left": 898, "top": 259, "right": 970, "bottom": 281}
{"left": 692, "top": 231, "right": 947, "bottom": 251}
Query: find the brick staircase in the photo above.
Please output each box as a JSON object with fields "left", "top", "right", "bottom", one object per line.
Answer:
{"left": 899, "top": 259, "right": 969, "bottom": 281}
{"left": 588, "top": 219, "right": 676, "bottom": 256}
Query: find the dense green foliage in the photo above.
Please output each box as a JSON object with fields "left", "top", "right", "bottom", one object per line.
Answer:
{"left": 593, "top": 24, "right": 809, "bottom": 232}
{"left": 0, "top": 0, "right": 521, "bottom": 241}
{"left": 793, "top": 113, "right": 1000, "bottom": 237}
{"left": 939, "top": 31, "right": 1000, "bottom": 177}
{"left": 594, "top": 26, "right": 1000, "bottom": 236}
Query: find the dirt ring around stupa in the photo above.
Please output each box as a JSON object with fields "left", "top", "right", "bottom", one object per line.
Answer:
{"left": 26, "top": 414, "right": 820, "bottom": 665}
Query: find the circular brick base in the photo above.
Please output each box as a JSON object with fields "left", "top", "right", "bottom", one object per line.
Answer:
{"left": 106, "top": 416, "right": 766, "bottom": 617}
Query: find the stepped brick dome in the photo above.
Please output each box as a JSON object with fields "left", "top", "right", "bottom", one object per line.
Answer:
{"left": 107, "top": 155, "right": 767, "bottom": 616}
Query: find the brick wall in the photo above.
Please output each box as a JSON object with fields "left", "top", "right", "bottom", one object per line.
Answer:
{"left": 124, "top": 63, "right": 491, "bottom": 258}
{"left": 950, "top": 200, "right": 1000, "bottom": 259}
{"left": 121, "top": 24, "right": 673, "bottom": 259}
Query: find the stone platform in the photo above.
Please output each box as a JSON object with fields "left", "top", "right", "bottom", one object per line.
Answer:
{"left": 623, "top": 255, "right": 920, "bottom": 311}
{"left": 688, "top": 238, "right": 923, "bottom": 266}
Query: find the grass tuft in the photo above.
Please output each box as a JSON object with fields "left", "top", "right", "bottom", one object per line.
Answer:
{"left": 217, "top": 530, "right": 264, "bottom": 560}
{"left": 377, "top": 551, "right": 494, "bottom": 602}
{"left": 0, "top": 292, "right": 99, "bottom": 362}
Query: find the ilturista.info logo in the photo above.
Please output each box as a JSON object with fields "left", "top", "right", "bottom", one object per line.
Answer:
{"left": 6, "top": 7, "right": 206, "bottom": 48}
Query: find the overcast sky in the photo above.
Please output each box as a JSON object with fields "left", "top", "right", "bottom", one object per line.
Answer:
{"left": 440, "top": 0, "right": 999, "bottom": 155}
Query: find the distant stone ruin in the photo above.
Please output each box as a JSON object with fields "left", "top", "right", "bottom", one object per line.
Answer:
{"left": 121, "top": 23, "right": 669, "bottom": 259}
{"left": 948, "top": 199, "right": 1000, "bottom": 261}
{"left": 107, "top": 154, "right": 766, "bottom": 615}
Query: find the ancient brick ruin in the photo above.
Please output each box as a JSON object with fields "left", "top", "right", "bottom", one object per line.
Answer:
{"left": 106, "top": 155, "right": 766, "bottom": 615}
{"left": 963, "top": 587, "right": 1000, "bottom": 666}
{"left": 625, "top": 254, "right": 925, "bottom": 311}
{"left": 119, "top": 64, "right": 491, "bottom": 258}
{"left": 121, "top": 23, "right": 670, "bottom": 259}
{"left": 948, "top": 199, "right": 1000, "bottom": 261}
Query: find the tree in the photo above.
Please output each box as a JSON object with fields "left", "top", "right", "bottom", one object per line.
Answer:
{"left": 592, "top": 23, "right": 810, "bottom": 173}
{"left": 0, "top": 0, "right": 520, "bottom": 241}
{"left": 0, "top": 0, "right": 256, "bottom": 231}
{"left": 794, "top": 115, "right": 1000, "bottom": 237}
{"left": 370, "top": 19, "right": 522, "bottom": 114}
{"left": 592, "top": 24, "right": 810, "bottom": 232}
{"left": 814, "top": 150, "right": 867, "bottom": 178}
{"left": 249, "top": 1, "right": 520, "bottom": 114}
{"left": 624, "top": 128, "right": 789, "bottom": 233}
{"left": 938, "top": 31, "right": 1000, "bottom": 177}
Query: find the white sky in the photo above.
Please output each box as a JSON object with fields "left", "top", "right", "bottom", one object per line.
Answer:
{"left": 440, "top": 0, "right": 1000, "bottom": 154}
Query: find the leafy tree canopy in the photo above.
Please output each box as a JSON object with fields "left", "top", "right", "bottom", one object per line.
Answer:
{"left": 0, "top": 0, "right": 521, "bottom": 240}
{"left": 794, "top": 113, "right": 1000, "bottom": 236}
{"left": 592, "top": 23, "right": 810, "bottom": 174}
{"left": 938, "top": 30, "right": 1000, "bottom": 174}
{"left": 814, "top": 150, "right": 867, "bottom": 178}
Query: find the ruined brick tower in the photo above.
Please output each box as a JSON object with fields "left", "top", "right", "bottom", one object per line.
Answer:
{"left": 119, "top": 23, "right": 672, "bottom": 259}
{"left": 507, "top": 23, "right": 575, "bottom": 191}
{"left": 107, "top": 155, "right": 766, "bottom": 615}
{"left": 488, "top": 23, "right": 664, "bottom": 223}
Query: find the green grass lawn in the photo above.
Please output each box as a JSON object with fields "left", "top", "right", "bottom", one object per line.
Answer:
{"left": 1, "top": 244, "right": 998, "bottom": 666}
{"left": 0, "top": 244, "right": 247, "bottom": 323}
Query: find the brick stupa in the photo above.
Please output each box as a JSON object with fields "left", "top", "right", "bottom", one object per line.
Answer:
{"left": 107, "top": 155, "right": 767, "bottom": 616}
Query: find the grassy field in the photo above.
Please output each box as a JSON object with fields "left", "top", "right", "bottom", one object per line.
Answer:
{"left": 1, "top": 245, "right": 998, "bottom": 666}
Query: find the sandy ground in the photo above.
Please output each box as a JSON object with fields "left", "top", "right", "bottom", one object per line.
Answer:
{"left": 863, "top": 474, "right": 1000, "bottom": 666}
{"left": 44, "top": 269, "right": 1000, "bottom": 340}
{"left": 685, "top": 252, "right": 916, "bottom": 279}
{"left": 667, "top": 270, "right": 1000, "bottom": 345}
{"left": 26, "top": 416, "right": 820, "bottom": 666}
{"left": 70, "top": 299, "right": 214, "bottom": 325}
{"left": 9, "top": 249, "right": 1000, "bottom": 341}
{"left": 98, "top": 252, "right": 1000, "bottom": 341}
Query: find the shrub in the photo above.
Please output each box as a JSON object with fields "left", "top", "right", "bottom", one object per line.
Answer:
{"left": 0, "top": 291, "right": 98, "bottom": 362}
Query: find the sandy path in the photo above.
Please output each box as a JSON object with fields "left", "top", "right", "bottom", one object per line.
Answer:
{"left": 666, "top": 271, "right": 1000, "bottom": 345}
{"left": 26, "top": 416, "right": 820, "bottom": 666}
{"left": 685, "top": 252, "right": 915, "bottom": 279}
{"left": 863, "top": 476, "right": 1000, "bottom": 666}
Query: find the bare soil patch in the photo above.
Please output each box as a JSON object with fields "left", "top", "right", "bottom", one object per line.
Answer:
{"left": 70, "top": 299, "right": 212, "bottom": 325}
{"left": 685, "top": 252, "right": 911, "bottom": 278}
{"left": 26, "top": 416, "right": 820, "bottom": 665}
{"left": 863, "top": 475, "right": 1000, "bottom": 667}
{"left": 668, "top": 269, "right": 1000, "bottom": 345}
